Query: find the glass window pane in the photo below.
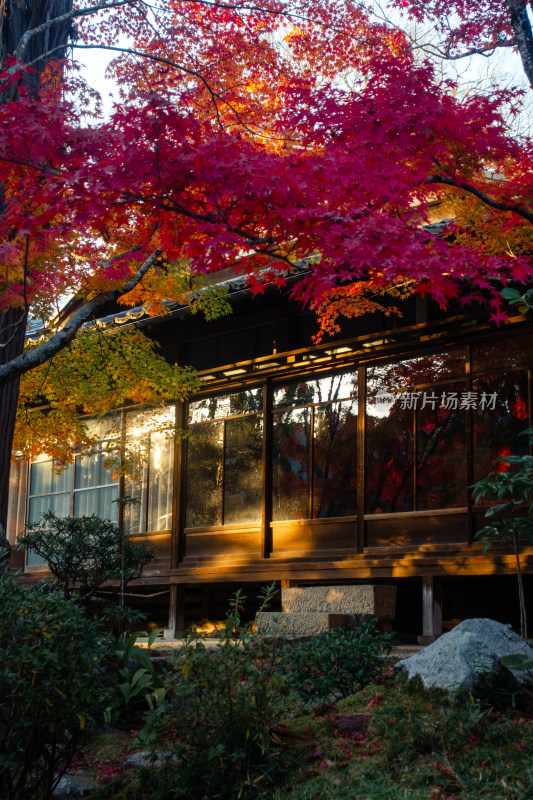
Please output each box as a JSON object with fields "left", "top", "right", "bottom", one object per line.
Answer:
{"left": 28, "top": 493, "right": 71, "bottom": 565}
{"left": 125, "top": 406, "right": 175, "bottom": 533}
{"left": 224, "top": 416, "right": 263, "bottom": 525}
{"left": 29, "top": 492, "right": 70, "bottom": 524}
{"left": 84, "top": 415, "right": 121, "bottom": 441}
{"left": 365, "top": 394, "right": 414, "bottom": 513}
{"left": 26, "top": 549, "right": 47, "bottom": 567}
{"left": 313, "top": 401, "right": 358, "bottom": 518}
{"left": 274, "top": 372, "right": 357, "bottom": 409}
{"left": 30, "top": 459, "right": 71, "bottom": 496}
{"left": 367, "top": 350, "right": 465, "bottom": 394}
{"left": 148, "top": 430, "right": 174, "bottom": 531}
{"left": 272, "top": 407, "right": 311, "bottom": 520}
{"left": 73, "top": 486, "right": 119, "bottom": 520}
{"left": 416, "top": 387, "right": 467, "bottom": 510}
{"left": 185, "top": 422, "right": 224, "bottom": 527}
{"left": 123, "top": 467, "right": 148, "bottom": 535}
{"left": 7, "top": 460, "right": 28, "bottom": 545}
{"left": 75, "top": 451, "right": 117, "bottom": 489}
{"left": 125, "top": 407, "right": 175, "bottom": 442}
{"left": 189, "top": 388, "right": 262, "bottom": 423}
{"left": 472, "top": 336, "right": 533, "bottom": 373}
{"left": 473, "top": 371, "right": 530, "bottom": 482}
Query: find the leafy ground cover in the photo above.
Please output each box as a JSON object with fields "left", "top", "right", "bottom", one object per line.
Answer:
{"left": 73, "top": 672, "right": 533, "bottom": 800}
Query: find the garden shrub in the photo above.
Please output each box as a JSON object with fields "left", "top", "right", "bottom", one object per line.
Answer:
{"left": 131, "top": 586, "right": 298, "bottom": 799}
{"left": 18, "top": 511, "right": 155, "bottom": 602}
{"left": 280, "top": 621, "right": 392, "bottom": 701}
{"left": 0, "top": 573, "right": 115, "bottom": 800}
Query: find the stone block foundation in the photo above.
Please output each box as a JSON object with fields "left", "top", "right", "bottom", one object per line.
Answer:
{"left": 255, "top": 584, "right": 397, "bottom": 637}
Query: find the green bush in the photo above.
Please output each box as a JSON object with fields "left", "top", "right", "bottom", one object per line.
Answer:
{"left": 18, "top": 512, "right": 155, "bottom": 601}
{"left": 129, "top": 586, "right": 297, "bottom": 799}
{"left": 280, "top": 621, "right": 392, "bottom": 701}
{"left": 0, "top": 574, "right": 115, "bottom": 800}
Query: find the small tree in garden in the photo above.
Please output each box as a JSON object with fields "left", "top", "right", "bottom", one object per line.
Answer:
{"left": 17, "top": 511, "right": 155, "bottom": 602}
{"left": 472, "top": 438, "right": 533, "bottom": 640}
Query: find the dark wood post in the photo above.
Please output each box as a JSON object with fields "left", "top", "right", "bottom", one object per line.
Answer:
{"left": 168, "top": 584, "right": 185, "bottom": 637}
{"left": 418, "top": 576, "right": 443, "bottom": 644}
{"left": 261, "top": 378, "right": 273, "bottom": 557}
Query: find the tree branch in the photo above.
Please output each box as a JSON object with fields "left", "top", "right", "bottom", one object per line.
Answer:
{"left": 426, "top": 175, "right": 533, "bottom": 224}
{"left": 416, "top": 39, "right": 515, "bottom": 61}
{"left": 22, "top": 41, "right": 270, "bottom": 137}
{"left": 0, "top": 155, "right": 61, "bottom": 177}
{"left": 13, "top": 0, "right": 140, "bottom": 62}
{"left": 0, "top": 246, "right": 162, "bottom": 387}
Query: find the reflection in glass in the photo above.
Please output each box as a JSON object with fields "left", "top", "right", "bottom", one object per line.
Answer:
{"left": 224, "top": 416, "right": 263, "bottom": 524}
{"left": 416, "top": 391, "right": 467, "bottom": 510}
{"left": 27, "top": 408, "right": 175, "bottom": 547}
{"left": 273, "top": 407, "right": 311, "bottom": 520}
{"left": 84, "top": 415, "right": 121, "bottom": 441}
{"left": 274, "top": 371, "right": 357, "bottom": 408}
{"left": 472, "top": 336, "right": 533, "bottom": 373}
{"left": 7, "top": 459, "right": 28, "bottom": 548}
{"left": 473, "top": 371, "right": 529, "bottom": 482}
{"left": 148, "top": 431, "right": 174, "bottom": 531}
{"left": 313, "top": 401, "right": 357, "bottom": 518}
{"left": 124, "top": 407, "right": 175, "bottom": 533}
{"left": 124, "top": 467, "right": 147, "bottom": 535}
{"left": 185, "top": 422, "right": 224, "bottom": 527}
{"left": 189, "top": 388, "right": 263, "bottom": 423}
{"left": 365, "top": 394, "right": 414, "bottom": 513}
{"left": 367, "top": 350, "right": 465, "bottom": 394}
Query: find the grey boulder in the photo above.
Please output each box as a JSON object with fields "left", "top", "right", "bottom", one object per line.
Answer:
{"left": 53, "top": 774, "right": 95, "bottom": 799}
{"left": 396, "top": 618, "right": 533, "bottom": 693}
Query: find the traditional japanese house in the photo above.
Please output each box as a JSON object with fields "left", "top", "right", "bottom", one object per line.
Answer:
{"left": 7, "top": 271, "right": 533, "bottom": 642}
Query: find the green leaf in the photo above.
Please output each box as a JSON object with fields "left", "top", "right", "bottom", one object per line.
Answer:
{"left": 501, "top": 288, "right": 522, "bottom": 300}
{"left": 129, "top": 645, "right": 153, "bottom": 672}
{"left": 486, "top": 502, "right": 514, "bottom": 517}
{"left": 148, "top": 627, "right": 164, "bottom": 648}
{"left": 500, "top": 654, "right": 533, "bottom": 670}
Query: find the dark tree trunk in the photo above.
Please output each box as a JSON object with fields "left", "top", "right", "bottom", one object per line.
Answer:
{"left": 1, "top": 0, "right": 74, "bottom": 80}
{"left": 507, "top": 0, "right": 533, "bottom": 88}
{"left": 0, "top": 1, "right": 73, "bottom": 559}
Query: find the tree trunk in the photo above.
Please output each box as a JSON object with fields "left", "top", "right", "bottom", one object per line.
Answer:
{"left": 506, "top": 0, "right": 533, "bottom": 88}
{"left": 0, "top": 1, "right": 73, "bottom": 558}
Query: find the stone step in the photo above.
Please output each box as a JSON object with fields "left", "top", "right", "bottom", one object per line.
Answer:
{"left": 281, "top": 585, "right": 396, "bottom": 620}
{"left": 256, "top": 611, "right": 350, "bottom": 636}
